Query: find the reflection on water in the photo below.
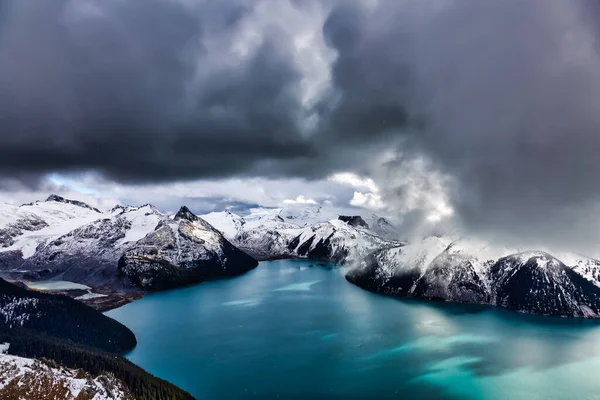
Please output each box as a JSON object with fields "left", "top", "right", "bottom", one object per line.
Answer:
{"left": 107, "top": 259, "right": 600, "bottom": 400}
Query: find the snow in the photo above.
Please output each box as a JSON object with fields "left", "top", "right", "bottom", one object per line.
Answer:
{"left": 201, "top": 211, "right": 245, "bottom": 239}
{"left": 0, "top": 297, "right": 39, "bottom": 327}
{"left": 116, "top": 205, "right": 163, "bottom": 245}
{"left": 376, "top": 236, "right": 449, "bottom": 277}
{"left": 0, "top": 352, "right": 129, "bottom": 399}
{"left": 1, "top": 199, "right": 103, "bottom": 258}
{"left": 75, "top": 292, "right": 108, "bottom": 300}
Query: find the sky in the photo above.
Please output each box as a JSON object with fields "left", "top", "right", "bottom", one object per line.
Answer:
{"left": 1, "top": 0, "right": 600, "bottom": 253}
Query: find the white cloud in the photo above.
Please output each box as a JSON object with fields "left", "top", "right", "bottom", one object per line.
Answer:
{"left": 283, "top": 195, "right": 318, "bottom": 205}
{"left": 329, "top": 172, "right": 384, "bottom": 210}
{"left": 328, "top": 172, "right": 380, "bottom": 193}
{"left": 349, "top": 191, "right": 384, "bottom": 210}
{"left": 426, "top": 200, "right": 455, "bottom": 222}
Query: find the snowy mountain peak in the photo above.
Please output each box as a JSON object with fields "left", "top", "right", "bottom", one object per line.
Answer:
{"left": 338, "top": 215, "right": 369, "bottom": 229}
{"left": 45, "top": 194, "right": 101, "bottom": 213}
{"left": 174, "top": 206, "right": 198, "bottom": 222}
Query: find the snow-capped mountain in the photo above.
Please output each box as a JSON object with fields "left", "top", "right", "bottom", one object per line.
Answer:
{"left": 346, "top": 236, "right": 600, "bottom": 318}
{"left": 202, "top": 208, "right": 402, "bottom": 263}
{"left": 4, "top": 195, "right": 600, "bottom": 318}
{"left": 0, "top": 195, "right": 102, "bottom": 259}
{"left": 118, "top": 207, "right": 257, "bottom": 290}
{"left": 0, "top": 347, "right": 133, "bottom": 400}
{"left": 365, "top": 214, "right": 400, "bottom": 239}
{"left": 287, "top": 219, "right": 402, "bottom": 264}
{"left": 0, "top": 196, "right": 257, "bottom": 291}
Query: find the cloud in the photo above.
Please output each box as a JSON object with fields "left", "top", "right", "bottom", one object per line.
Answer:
{"left": 349, "top": 191, "right": 383, "bottom": 210}
{"left": 319, "top": 0, "right": 600, "bottom": 252}
{"left": 3, "top": 0, "right": 600, "bottom": 253}
{"left": 328, "top": 172, "right": 379, "bottom": 194}
{"left": 0, "top": 0, "right": 340, "bottom": 182}
{"left": 283, "top": 195, "right": 318, "bottom": 205}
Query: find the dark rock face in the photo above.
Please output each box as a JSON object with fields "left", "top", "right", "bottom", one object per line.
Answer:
{"left": 413, "top": 253, "right": 489, "bottom": 303}
{"left": 0, "top": 251, "right": 24, "bottom": 271}
{"left": 338, "top": 215, "right": 369, "bottom": 229}
{"left": 0, "top": 214, "right": 48, "bottom": 248}
{"left": 292, "top": 232, "right": 350, "bottom": 264}
{"left": 46, "top": 194, "right": 101, "bottom": 213}
{"left": 488, "top": 253, "right": 600, "bottom": 317}
{"left": 174, "top": 206, "right": 198, "bottom": 222}
{"left": 118, "top": 215, "right": 258, "bottom": 290}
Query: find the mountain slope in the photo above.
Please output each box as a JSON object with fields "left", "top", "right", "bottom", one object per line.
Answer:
{"left": 118, "top": 207, "right": 258, "bottom": 290}
{"left": 20, "top": 204, "right": 164, "bottom": 288}
{"left": 347, "top": 237, "right": 600, "bottom": 318}
{"left": 0, "top": 278, "right": 136, "bottom": 353}
{"left": 0, "top": 195, "right": 102, "bottom": 259}
{"left": 202, "top": 207, "right": 402, "bottom": 264}
{"left": 0, "top": 198, "right": 258, "bottom": 293}
{"left": 0, "top": 327, "right": 194, "bottom": 400}
{"left": 488, "top": 252, "right": 600, "bottom": 317}
{"left": 0, "top": 350, "right": 134, "bottom": 400}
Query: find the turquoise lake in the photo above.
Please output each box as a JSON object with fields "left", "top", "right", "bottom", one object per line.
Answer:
{"left": 106, "top": 259, "right": 600, "bottom": 399}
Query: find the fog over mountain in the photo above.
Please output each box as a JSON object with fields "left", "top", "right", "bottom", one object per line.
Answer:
{"left": 1, "top": 0, "right": 600, "bottom": 254}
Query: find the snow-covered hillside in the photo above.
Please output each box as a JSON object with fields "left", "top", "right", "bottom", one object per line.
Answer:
{"left": 0, "top": 196, "right": 257, "bottom": 291}
{"left": 347, "top": 236, "right": 600, "bottom": 318}
{"left": 0, "top": 195, "right": 103, "bottom": 258}
{"left": 201, "top": 208, "right": 402, "bottom": 263}
{"left": 0, "top": 348, "right": 133, "bottom": 400}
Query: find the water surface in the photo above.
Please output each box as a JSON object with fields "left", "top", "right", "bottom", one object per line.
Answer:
{"left": 27, "top": 280, "right": 90, "bottom": 290}
{"left": 107, "top": 259, "right": 600, "bottom": 399}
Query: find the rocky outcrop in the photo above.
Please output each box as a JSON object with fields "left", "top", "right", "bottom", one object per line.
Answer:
{"left": 44, "top": 194, "right": 102, "bottom": 213}
{"left": 118, "top": 207, "right": 258, "bottom": 290}
{"left": 338, "top": 215, "right": 369, "bottom": 229}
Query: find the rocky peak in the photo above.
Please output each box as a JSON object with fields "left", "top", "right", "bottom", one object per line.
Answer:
{"left": 45, "top": 194, "right": 101, "bottom": 213}
{"left": 338, "top": 215, "right": 369, "bottom": 229}
{"left": 376, "top": 217, "right": 393, "bottom": 228}
{"left": 174, "top": 206, "right": 198, "bottom": 222}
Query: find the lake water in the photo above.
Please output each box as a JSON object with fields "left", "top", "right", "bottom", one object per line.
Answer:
{"left": 106, "top": 259, "right": 600, "bottom": 400}
{"left": 27, "top": 280, "right": 91, "bottom": 291}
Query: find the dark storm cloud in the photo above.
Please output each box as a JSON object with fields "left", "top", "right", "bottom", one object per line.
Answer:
{"left": 318, "top": 0, "right": 600, "bottom": 250}
{"left": 4, "top": 0, "right": 600, "bottom": 249}
{"left": 0, "top": 0, "right": 324, "bottom": 181}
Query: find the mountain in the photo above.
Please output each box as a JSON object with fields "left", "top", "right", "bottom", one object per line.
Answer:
{"left": 0, "top": 195, "right": 102, "bottom": 259}
{"left": 366, "top": 215, "right": 399, "bottom": 239}
{"left": 338, "top": 215, "right": 369, "bottom": 228}
{"left": 487, "top": 252, "right": 600, "bottom": 317}
{"left": 287, "top": 219, "right": 402, "bottom": 264}
{"left": 118, "top": 207, "right": 258, "bottom": 290}
{"left": 5, "top": 195, "right": 600, "bottom": 319}
{"left": 347, "top": 236, "right": 600, "bottom": 318}
{"left": 0, "top": 198, "right": 258, "bottom": 293}
{"left": 202, "top": 207, "right": 402, "bottom": 264}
